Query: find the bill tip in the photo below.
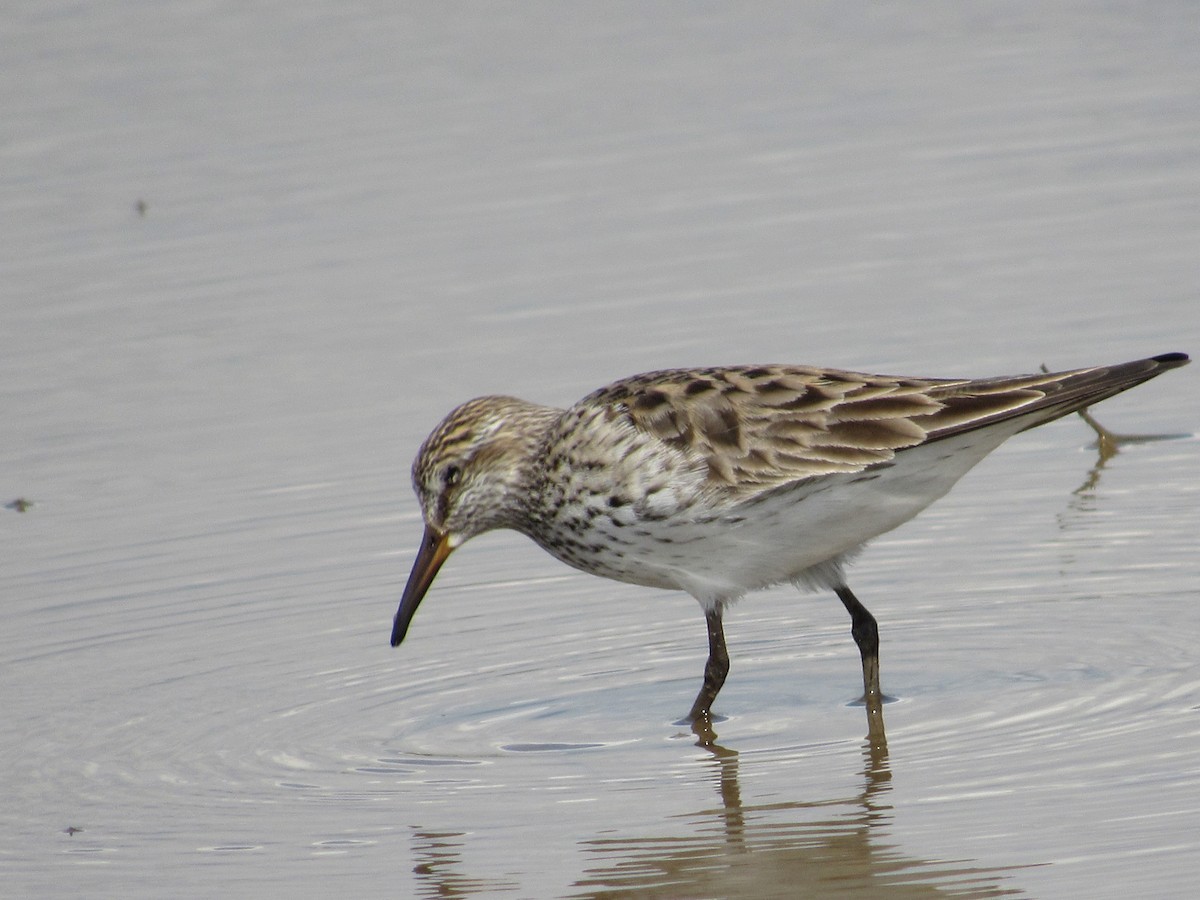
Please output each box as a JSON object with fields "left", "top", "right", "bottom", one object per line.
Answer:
{"left": 1152, "top": 351, "right": 1189, "bottom": 366}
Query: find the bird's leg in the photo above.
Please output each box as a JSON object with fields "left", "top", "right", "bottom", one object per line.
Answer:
{"left": 835, "top": 585, "right": 887, "bottom": 746}
{"left": 687, "top": 607, "right": 729, "bottom": 726}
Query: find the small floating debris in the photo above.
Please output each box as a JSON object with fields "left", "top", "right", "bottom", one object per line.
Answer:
{"left": 135, "top": 198, "right": 147, "bottom": 216}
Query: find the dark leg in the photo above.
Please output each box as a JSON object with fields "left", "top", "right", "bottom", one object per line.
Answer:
{"left": 835, "top": 585, "right": 886, "bottom": 746}
{"left": 687, "top": 607, "right": 729, "bottom": 725}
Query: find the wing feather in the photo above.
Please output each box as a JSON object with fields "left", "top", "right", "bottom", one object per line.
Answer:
{"left": 578, "top": 356, "right": 1187, "bottom": 502}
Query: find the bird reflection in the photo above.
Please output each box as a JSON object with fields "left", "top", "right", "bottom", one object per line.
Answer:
{"left": 571, "top": 737, "right": 1028, "bottom": 898}
{"left": 1069, "top": 407, "right": 1190, "bottom": 498}
{"left": 409, "top": 829, "right": 518, "bottom": 898}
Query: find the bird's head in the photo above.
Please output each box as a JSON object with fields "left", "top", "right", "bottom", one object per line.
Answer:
{"left": 391, "top": 396, "right": 558, "bottom": 647}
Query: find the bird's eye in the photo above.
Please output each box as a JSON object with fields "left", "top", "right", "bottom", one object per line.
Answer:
{"left": 443, "top": 464, "right": 462, "bottom": 487}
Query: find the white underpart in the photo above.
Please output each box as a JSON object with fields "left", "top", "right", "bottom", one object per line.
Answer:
{"left": 585, "top": 417, "right": 1034, "bottom": 611}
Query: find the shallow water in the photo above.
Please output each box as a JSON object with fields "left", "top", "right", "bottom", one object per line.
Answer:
{"left": 3, "top": 3, "right": 1199, "bottom": 898}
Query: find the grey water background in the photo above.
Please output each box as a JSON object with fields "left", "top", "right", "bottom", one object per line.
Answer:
{"left": 3, "top": 3, "right": 1198, "bottom": 897}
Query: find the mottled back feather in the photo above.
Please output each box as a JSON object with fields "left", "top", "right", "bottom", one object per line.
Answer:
{"left": 580, "top": 356, "right": 1187, "bottom": 500}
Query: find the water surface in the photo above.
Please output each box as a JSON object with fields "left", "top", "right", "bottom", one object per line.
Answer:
{"left": 3, "top": 3, "right": 1199, "bottom": 898}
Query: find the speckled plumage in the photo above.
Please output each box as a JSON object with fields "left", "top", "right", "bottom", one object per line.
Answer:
{"left": 390, "top": 352, "right": 1188, "bottom": 739}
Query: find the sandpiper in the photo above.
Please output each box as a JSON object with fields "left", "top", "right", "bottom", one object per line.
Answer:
{"left": 390, "top": 352, "right": 1188, "bottom": 739}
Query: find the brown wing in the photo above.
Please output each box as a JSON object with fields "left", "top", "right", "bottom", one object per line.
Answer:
{"left": 584, "top": 355, "right": 1187, "bottom": 499}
